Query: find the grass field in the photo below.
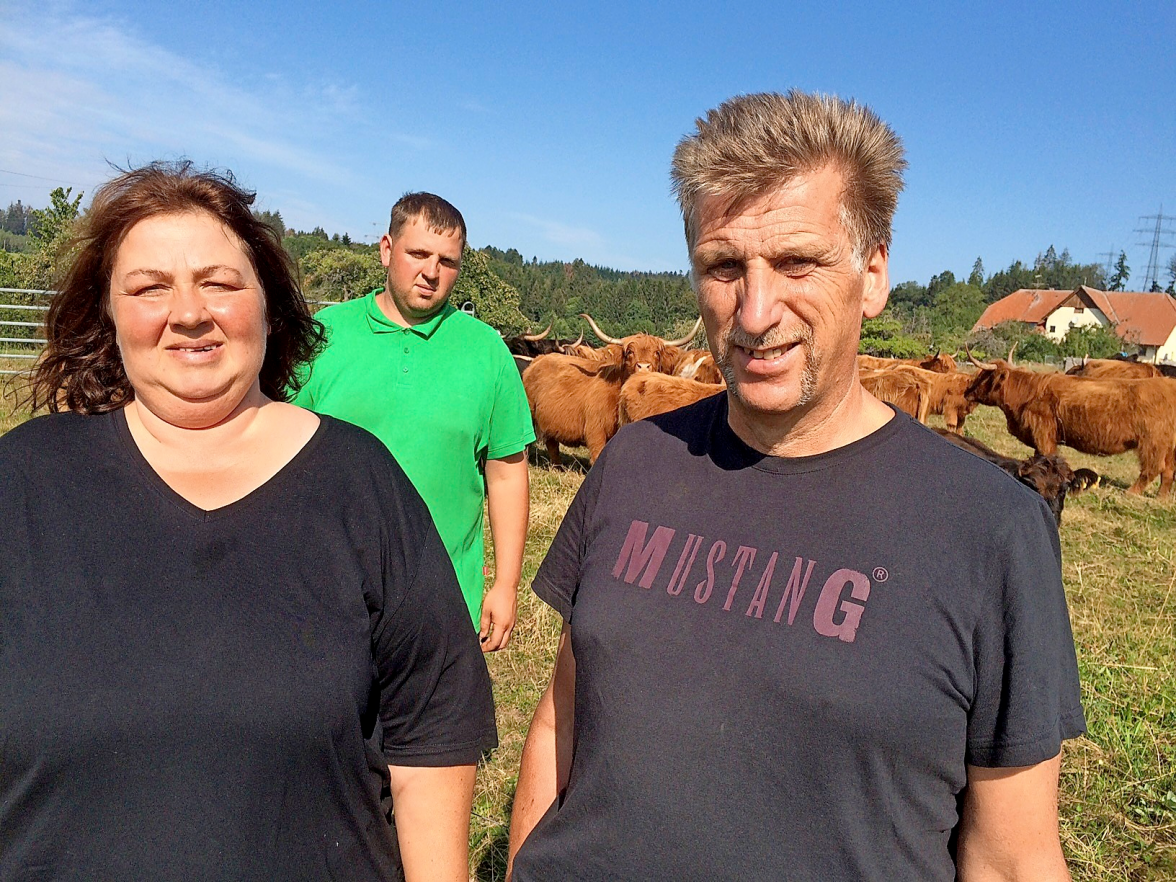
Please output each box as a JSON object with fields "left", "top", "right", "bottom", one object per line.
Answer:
{"left": 472, "top": 404, "right": 1176, "bottom": 881}
{"left": 2, "top": 384, "right": 1173, "bottom": 880}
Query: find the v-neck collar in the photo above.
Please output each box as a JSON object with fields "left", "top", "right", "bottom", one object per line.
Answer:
{"left": 111, "top": 407, "right": 330, "bottom": 522}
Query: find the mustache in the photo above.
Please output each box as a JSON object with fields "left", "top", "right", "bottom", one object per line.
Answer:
{"left": 721, "top": 326, "right": 813, "bottom": 351}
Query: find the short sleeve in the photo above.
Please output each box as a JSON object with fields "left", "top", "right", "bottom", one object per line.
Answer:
{"left": 966, "top": 497, "right": 1086, "bottom": 767}
{"left": 485, "top": 346, "right": 536, "bottom": 460}
{"left": 530, "top": 446, "right": 609, "bottom": 622}
{"left": 365, "top": 447, "right": 498, "bottom": 766}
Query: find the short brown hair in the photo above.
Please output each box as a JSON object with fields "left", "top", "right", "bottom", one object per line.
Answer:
{"left": 671, "top": 91, "right": 906, "bottom": 267}
{"left": 388, "top": 192, "right": 467, "bottom": 248}
{"left": 28, "top": 161, "right": 325, "bottom": 413}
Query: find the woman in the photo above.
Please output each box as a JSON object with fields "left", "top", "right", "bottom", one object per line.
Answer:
{"left": 0, "top": 162, "right": 495, "bottom": 881}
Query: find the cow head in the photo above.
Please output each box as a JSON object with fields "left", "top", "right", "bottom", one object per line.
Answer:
{"left": 1015, "top": 455, "right": 1099, "bottom": 526}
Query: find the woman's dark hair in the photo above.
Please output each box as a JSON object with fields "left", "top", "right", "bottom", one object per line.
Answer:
{"left": 28, "top": 160, "right": 325, "bottom": 413}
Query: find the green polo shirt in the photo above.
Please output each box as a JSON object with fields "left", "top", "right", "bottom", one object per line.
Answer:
{"left": 292, "top": 290, "right": 535, "bottom": 623}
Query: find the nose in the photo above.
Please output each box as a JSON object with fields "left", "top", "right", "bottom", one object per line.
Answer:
{"left": 169, "top": 283, "right": 213, "bottom": 330}
{"left": 738, "top": 262, "right": 784, "bottom": 338}
{"left": 421, "top": 256, "right": 441, "bottom": 284}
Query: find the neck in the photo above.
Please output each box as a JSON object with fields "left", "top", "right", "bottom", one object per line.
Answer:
{"left": 375, "top": 289, "right": 445, "bottom": 328}
{"left": 125, "top": 383, "right": 270, "bottom": 452}
{"left": 726, "top": 381, "right": 894, "bottom": 458}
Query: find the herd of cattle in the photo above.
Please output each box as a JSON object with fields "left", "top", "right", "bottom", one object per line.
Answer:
{"left": 508, "top": 318, "right": 1176, "bottom": 523}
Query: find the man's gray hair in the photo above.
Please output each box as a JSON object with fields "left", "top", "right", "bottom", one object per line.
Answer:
{"left": 671, "top": 91, "right": 906, "bottom": 269}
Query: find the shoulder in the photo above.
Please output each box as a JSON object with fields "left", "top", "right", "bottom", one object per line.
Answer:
{"left": 312, "top": 295, "right": 370, "bottom": 331}
{"left": 0, "top": 411, "right": 105, "bottom": 460}
{"left": 607, "top": 390, "right": 724, "bottom": 461}
{"left": 440, "top": 309, "right": 510, "bottom": 350}
{"left": 882, "top": 415, "right": 1056, "bottom": 527}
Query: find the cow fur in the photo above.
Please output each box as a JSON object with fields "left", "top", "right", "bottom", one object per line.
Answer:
{"left": 618, "top": 373, "right": 724, "bottom": 425}
{"left": 965, "top": 361, "right": 1176, "bottom": 497}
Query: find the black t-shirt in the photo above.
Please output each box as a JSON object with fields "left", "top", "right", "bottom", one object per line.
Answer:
{"left": 513, "top": 394, "right": 1084, "bottom": 882}
{"left": 0, "top": 411, "right": 497, "bottom": 881}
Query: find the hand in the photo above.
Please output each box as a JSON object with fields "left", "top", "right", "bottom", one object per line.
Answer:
{"left": 479, "top": 581, "right": 518, "bottom": 652}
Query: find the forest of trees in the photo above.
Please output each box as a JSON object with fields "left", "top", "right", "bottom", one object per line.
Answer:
{"left": 3, "top": 191, "right": 1174, "bottom": 361}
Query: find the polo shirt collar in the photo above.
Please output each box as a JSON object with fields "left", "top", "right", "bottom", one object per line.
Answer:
{"left": 364, "top": 288, "right": 454, "bottom": 339}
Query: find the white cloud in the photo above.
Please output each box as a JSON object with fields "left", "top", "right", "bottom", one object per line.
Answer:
{"left": 0, "top": 3, "right": 375, "bottom": 192}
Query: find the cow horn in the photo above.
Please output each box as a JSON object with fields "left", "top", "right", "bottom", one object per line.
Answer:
{"left": 520, "top": 322, "right": 553, "bottom": 342}
{"left": 1007, "top": 343, "right": 1017, "bottom": 365}
{"left": 966, "top": 344, "right": 997, "bottom": 371}
{"left": 662, "top": 316, "right": 704, "bottom": 347}
{"left": 580, "top": 313, "right": 623, "bottom": 344}
{"left": 559, "top": 332, "right": 584, "bottom": 353}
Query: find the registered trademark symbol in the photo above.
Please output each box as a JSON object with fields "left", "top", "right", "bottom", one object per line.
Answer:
{"left": 872, "top": 567, "right": 889, "bottom": 582}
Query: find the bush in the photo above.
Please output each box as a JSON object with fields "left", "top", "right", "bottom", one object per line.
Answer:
{"left": 859, "top": 313, "right": 928, "bottom": 358}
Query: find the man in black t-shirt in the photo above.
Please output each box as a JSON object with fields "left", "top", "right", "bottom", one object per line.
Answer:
{"left": 507, "top": 91, "right": 1084, "bottom": 881}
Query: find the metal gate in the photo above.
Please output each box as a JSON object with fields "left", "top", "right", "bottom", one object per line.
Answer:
{"left": 0, "top": 288, "right": 50, "bottom": 376}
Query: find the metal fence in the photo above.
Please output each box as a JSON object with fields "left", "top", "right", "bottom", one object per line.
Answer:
{"left": 0, "top": 288, "right": 50, "bottom": 376}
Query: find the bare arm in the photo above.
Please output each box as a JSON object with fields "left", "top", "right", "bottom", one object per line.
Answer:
{"left": 481, "top": 451, "right": 529, "bottom": 651}
{"left": 507, "top": 623, "right": 576, "bottom": 878}
{"left": 387, "top": 763, "right": 477, "bottom": 882}
{"left": 956, "top": 754, "right": 1070, "bottom": 881}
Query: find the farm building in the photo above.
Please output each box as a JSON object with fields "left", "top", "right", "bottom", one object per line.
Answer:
{"left": 972, "top": 286, "right": 1176, "bottom": 363}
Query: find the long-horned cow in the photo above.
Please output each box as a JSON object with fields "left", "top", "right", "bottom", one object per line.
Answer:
{"left": 965, "top": 349, "right": 1176, "bottom": 497}
{"left": 889, "top": 365, "right": 978, "bottom": 434}
{"left": 1064, "top": 358, "right": 1164, "bottom": 379}
{"left": 525, "top": 316, "right": 702, "bottom": 465}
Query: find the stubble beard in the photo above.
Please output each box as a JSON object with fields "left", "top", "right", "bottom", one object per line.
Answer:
{"left": 715, "top": 325, "right": 819, "bottom": 411}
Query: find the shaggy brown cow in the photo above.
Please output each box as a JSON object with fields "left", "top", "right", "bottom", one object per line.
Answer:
{"left": 618, "top": 372, "right": 724, "bottom": 425}
{"left": 1065, "top": 358, "right": 1163, "bottom": 379}
{"left": 859, "top": 369, "right": 931, "bottom": 423}
{"left": 580, "top": 313, "right": 701, "bottom": 374}
{"left": 890, "top": 366, "right": 978, "bottom": 434}
{"left": 931, "top": 429, "right": 1098, "bottom": 525}
{"left": 523, "top": 349, "right": 636, "bottom": 465}
{"left": 965, "top": 355, "right": 1176, "bottom": 497}
{"left": 857, "top": 352, "right": 958, "bottom": 373}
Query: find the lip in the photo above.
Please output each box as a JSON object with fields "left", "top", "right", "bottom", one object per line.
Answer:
{"left": 732, "top": 342, "right": 801, "bottom": 376}
{"left": 165, "top": 341, "right": 223, "bottom": 362}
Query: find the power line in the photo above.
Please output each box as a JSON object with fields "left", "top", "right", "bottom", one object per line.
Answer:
{"left": 1134, "top": 207, "right": 1176, "bottom": 291}
{"left": 0, "top": 168, "right": 81, "bottom": 187}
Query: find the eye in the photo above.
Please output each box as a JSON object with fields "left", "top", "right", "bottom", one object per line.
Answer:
{"left": 777, "top": 257, "right": 817, "bottom": 277}
{"left": 705, "top": 259, "right": 742, "bottom": 282}
{"left": 128, "top": 283, "right": 166, "bottom": 296}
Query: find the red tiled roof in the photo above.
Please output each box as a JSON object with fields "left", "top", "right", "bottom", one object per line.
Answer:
{"left": 972, "top": 289, "right": 1069, "bottom": 330}
{"left": 972, "top": 287, "right": 1176, "bottom": 347}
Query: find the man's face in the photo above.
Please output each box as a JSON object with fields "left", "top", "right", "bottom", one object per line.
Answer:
{"left": 690, "top": 165, "right": 888, "bottom": 432}
{"left": 378, "top": 217, "right": 463, "bottom": 325}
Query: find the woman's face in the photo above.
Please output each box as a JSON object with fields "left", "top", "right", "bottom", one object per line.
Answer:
{"left": 108, "top": 211, "right": 269, "bottom": 427}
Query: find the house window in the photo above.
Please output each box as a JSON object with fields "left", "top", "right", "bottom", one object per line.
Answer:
{"left": 1049, "top": 325, "right": 1056, "bottom": 332}
{"left": 1075, "top": 305, "right": 1085, "bottom": 313}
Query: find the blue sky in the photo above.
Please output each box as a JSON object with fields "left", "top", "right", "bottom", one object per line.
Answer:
{"left": 2, "top": 0, "right": 1174, "bottom": 288}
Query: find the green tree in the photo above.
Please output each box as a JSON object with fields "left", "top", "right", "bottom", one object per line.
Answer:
{"left": 300, "top": 247, "right": 384, "bottom": 302}
{"left": 967, "top": 257, "right": 985, "bottom": 287}
{"left": 928, "top": 282, "right": 986, "bottom": 350}
{"left": 888, "top": 280, "right": 931, "bottom": 310}
{"left": 1058, "top": 323, "right": 1123, "bottom": 359}
{"left": 1108, "top": 251, "right": 1130, "bottom": 291}
{"left": 252, "top": 209, "right": 285, "bottom": 240}
{"left": 17, "top": 187, "right": 83, "bottom": 289}
{"left": 926, "top": 270, "right": 956, "bottom": 302}
{"left": 451, "top": 246, "right": 529, "bottom": 333}
{"left": 859, "top": 312, "right": 926, "bottom": 358}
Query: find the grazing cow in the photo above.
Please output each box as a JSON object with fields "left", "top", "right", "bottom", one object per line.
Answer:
{"left": 859, "top": 368, "right": 931, "bottom": 423}
{"left": 857, "top": 351, "right": 958, "bottom": 373}
{"left": 672, "top": 349, "right": 725, "bottom": 384}
{"left": 617, "top": 372, "right": 725, "bottom": 425}
{"left": 931, "top": 429, "right": 1098, "bottom": 525}
{"left": 1065, "top": 358, "right": 1163, "bottom": 379}
{"left": 965, "top": 352, "right": 1176, "bottom": 497}
{"left": 889, "top": 366, "right": 978, "bottom": 434}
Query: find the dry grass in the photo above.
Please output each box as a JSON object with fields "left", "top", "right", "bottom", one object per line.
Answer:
{"left": 473, "top": 404, "right": 1176, "bottom": 881}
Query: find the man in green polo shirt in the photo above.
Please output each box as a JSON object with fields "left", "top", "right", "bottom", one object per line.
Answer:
{"left": 293, "top": 192, "right": 533, "bottom": 650}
